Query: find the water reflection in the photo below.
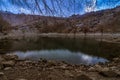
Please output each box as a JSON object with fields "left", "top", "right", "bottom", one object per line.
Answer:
{"left": 1, "top": 37, "right": 120, "bottom": 65}
{"left": 13, "top": 49, "right": 108, "bottom": 65}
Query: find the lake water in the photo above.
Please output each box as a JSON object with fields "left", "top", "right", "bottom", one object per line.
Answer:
{"left": 0, "top": 37, "right": 120, "bottom": 65}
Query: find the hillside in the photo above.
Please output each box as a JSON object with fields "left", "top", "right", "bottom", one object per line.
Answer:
{"left": 72, "top": 6, "right": 120, "bottom": 33}
{"left": 0, "top": 6, "right": 120, "bottom": 34}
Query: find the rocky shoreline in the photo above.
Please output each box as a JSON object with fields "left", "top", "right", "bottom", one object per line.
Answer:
{"left": 0, "top": 54, "right": 120, "bottom": 80}
{"left": 0, "top": 33, "right": 120, "bottom": 44}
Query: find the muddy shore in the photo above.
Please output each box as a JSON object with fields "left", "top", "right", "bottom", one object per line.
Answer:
{"left": 0, "top": 54, "right": 120, "bottom": 80}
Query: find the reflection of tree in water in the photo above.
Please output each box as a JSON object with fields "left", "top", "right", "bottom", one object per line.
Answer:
{"left": 98, "top": 41, "right": 120, "bottom": 59}
{"left": 0, "top": 37, "right": 120, "bottom": 59}
{"left": 0, "top": 39, "right": 13, "bottom": 53}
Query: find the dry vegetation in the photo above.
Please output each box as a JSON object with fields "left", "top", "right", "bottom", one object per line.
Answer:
{"left": 0, "top": 15, "right": 11, "bottom": 34}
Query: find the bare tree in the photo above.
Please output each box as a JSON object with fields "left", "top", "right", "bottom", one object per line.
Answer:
{"left": 0, "top": 0, "right": 100, "bottom": 16}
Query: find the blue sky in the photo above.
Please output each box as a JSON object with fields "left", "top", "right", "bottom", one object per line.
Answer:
{"left": 0, "top": 0, "right": 120, "bottom": 16}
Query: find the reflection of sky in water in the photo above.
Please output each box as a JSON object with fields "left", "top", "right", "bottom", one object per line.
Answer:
{"left": 13, "top": 49, "right": 108, "bottom": 65}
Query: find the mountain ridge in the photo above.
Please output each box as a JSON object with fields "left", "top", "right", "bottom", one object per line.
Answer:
{"left": 0, "top": 6, "right": 120, "bottom": 33}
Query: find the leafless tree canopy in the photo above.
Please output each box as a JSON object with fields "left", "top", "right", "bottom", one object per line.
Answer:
{"left": 0, "top": 0, "right": 120, "bottom": 16}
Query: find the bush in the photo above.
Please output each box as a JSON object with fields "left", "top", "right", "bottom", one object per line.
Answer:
{"left": 0, "top": 15, "right": 10, "bottom": 33}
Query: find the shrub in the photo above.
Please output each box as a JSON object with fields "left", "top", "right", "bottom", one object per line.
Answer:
{"left": 0, "top": 15, "right": 11, "bottom": 34}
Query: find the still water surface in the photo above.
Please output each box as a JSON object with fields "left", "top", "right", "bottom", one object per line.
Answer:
{"left": 0, "top": 37, "right": 120, "bottom": 65}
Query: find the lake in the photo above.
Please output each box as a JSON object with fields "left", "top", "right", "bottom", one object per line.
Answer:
{"left": 0, "top": 37, "right": 120, "bottom": 65}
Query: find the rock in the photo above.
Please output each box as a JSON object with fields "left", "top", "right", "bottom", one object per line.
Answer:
{"left": 41, "top": 59, "right": 47, "bottom": 63}
{"left": 65, "top": 70, "right": 73, "bottom": 77}
{"left": 88, "top": 67, "right": 95, "bottom": 71}
{"left": 3, "top": 55, "right": 18, "bottom": 61}
{"left": 2, "top": 61, "right": 15, "bottom": 67}
{"left": 47, "top": 61, "right": 56, "bottom": 66}
{"left": 99, "top": 71, "right": 120, "bottom": 77}
{"left": 0, "top": 56, "right": 4, "bottom": 62}
{"left": 94, "top": 64, "right": 103, "bottom": 71}
{"left": 0, "top": 72, "right": 4, "bottom": 76}
{"left": 113, "top": 58, "right": 120, "bottom": 62}
{"left": 94, "top": 65, "right": 110, "bottom": 72}
{"left": 60, "top": 64, "right": 67, "bottom": 69}
{"left": 17, "top": 79, "right": 27, "bottom": 80}
{"left": 0, "top": 66, "right": 2, "bottom": 70}
{"left": 24, "top": 61, "right": 32, "bottom": 64}
{"left": 0, "top": 64, "right": 4, "bottom": 70}
{"left": 0, "top": 72, "right": 8, "bottom": 80}
{"left": 75, "top": 74, "right": 92, "bottom": 80}
{"left": 4, "top": 67, "right": 12, "bottom": 71}
{"left": 101, "top": 67, "right": 110, "bottom": 72}
{"left": 110, "top": 66, "right": 117, "bottom": 70}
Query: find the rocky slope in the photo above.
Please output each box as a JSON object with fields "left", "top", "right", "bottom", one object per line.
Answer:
{"left": 0, "top": 6, "right": 120, "bottom": 34}
{"left": 0, "top": 54, "right": 120, "bottom": 80}
{"left": 70, "top": 6, "right": 120, "bottom": 33}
